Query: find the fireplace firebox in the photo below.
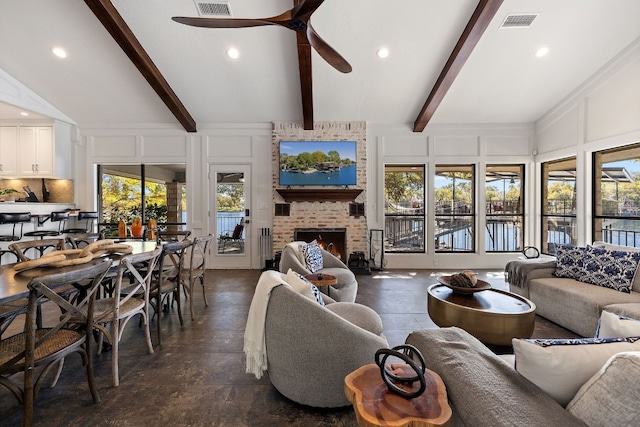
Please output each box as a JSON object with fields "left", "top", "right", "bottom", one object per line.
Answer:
{"left": 294, "top": 228, "right": 347, "bottom": 261}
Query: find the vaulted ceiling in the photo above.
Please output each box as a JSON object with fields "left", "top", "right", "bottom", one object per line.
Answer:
{"left": 1, "top": 0, "right": 639, "bottom": 132}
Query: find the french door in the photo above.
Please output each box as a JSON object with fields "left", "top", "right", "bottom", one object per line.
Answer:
{"left": 210, "top": 165, "right": 251, "bottom": 268}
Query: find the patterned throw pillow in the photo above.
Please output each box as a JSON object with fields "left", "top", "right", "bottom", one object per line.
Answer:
{"left": 553, "top": 244, "right": 586, "bottom": 279}
{"left": 579, "top": 245, "right": 640, "bottom": 293}
{"left": 285, "top": 269, "right": 325, "bottom": 306}
{"left": 302, "top": 240, "right": 323, "bottom": 273}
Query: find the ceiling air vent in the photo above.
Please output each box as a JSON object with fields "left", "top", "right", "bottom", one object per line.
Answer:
{"left": 193, "top": 1, "right": 232, "bottom": 17}
{"left": 500, "top": 14, "right": 538, "bottom": 28}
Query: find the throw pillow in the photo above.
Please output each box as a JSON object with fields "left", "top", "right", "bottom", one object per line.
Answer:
{"left": 285, "top": 269, "right": 325, "bottom": 306}
{"left": 579, "top": 245, "right": 640, "bottom": 293}
{"left": 567, "top": 351, "right": 640, "bottom": 426}
{"left": 513, "top": 336, "right": 640, "bottom": 406}
{"left": 302, "top": 240, "right": 323, "bottom": 273}
{"left": 553, "top": 244, "right": 586, "bottom": 279}
{"left": 596, "top": 310, "right": 640, "bottom": 338}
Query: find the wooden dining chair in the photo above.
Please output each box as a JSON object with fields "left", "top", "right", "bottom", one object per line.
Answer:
{"left": 150, "top": 239, "right": 192, "bottom": 345}
{"left": 91, "top": 247, "right": 162, "bottom": 386}
{"left": 66, "top": 232, "right": 105, "bottom": 249}
{"left": 181, "top": 235, "right": 213, "bottom": 321}
{"left": 0, "top": 261, "right": 111, "bottom": 426}
{"left": 8, "top": 238, "right": 66, "bottom": 261}
{"left": 157, "top": 229, "right": 191, "bottom": 242}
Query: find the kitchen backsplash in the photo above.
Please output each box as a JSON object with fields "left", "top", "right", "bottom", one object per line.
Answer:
{"left": 0, "top": 178, "right": 73, "bottom": 203}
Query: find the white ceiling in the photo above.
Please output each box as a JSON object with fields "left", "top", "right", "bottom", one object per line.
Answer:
{"left": 1, "top": 0, "right": 639, "bottom": 129}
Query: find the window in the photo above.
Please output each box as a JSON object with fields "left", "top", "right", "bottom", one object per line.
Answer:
{"left": 98, "top": 164, "right": 186, "bottom": 237}
{"left": 384, "top": 165, "right": 425, "bottom": 253}
{"left": 485, "top": 165, "right": 524, "bottom": 252}
{"left": 435, "top": 165, "right": 475, "bottom": 252}
{"left": 541, "top": 157, "right": 577, "bottom": 254}
{"left": 593, "top": 142, "right": 640, "bottom": 247}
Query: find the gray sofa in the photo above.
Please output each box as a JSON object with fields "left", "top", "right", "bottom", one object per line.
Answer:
{"left": 264, "top": 284, "right": 388, "bottom": 407}
{"left": 406, "top": 327, "right": 588, "bottom": 426}
{"left": 507, "top": 242, "right": 640, "bottom": 337}
{"left": 279, "top": 242, "right": 358, "bottom": 303}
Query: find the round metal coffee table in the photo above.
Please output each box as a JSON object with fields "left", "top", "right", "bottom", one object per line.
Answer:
{"left": 427, "top": 283, "right": 536, "bottom": 346}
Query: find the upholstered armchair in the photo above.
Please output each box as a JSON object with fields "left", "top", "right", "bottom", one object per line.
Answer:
{"left": 264, "top": 283, "right": 388, "bottom": 407}
{"left": 279, "top": 242, "right": 358, "bottom": 302}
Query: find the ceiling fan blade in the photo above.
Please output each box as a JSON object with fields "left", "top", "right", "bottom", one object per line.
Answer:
{"left": 307, "top": 24, "right": 352, "bottom": 73}
{"left": 172, "top": 16, "right": 277, "bottom": 29}
{"left": 293, "top": 0, "right": 326, "bottom": 18}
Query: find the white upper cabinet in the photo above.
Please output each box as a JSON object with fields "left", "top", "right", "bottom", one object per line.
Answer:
{"left": 0, "top": 126, "right": 19, "bottom": 176}
{"left": 18, "top": 126, "right": 54, "bottom": 176}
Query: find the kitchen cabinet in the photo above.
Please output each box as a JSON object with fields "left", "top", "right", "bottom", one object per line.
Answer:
{"left": 18, "top": 126, "right": 54, "bottom": 176}
{"left": 0, "top": 126, "right": 19, "bottom": 176}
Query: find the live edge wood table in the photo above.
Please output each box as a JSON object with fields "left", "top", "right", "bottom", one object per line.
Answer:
{"left": 427, "top": 283, "right": 536, "bottom": 346}
{"left": 344, "top": 364, "right": 452, "bottom": 427}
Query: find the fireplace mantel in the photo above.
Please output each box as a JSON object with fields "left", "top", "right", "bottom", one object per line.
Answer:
{"left": 276, "top": 188, "right": 363, "bottom": 203}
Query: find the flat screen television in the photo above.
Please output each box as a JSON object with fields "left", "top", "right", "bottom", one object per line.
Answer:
{"left": 279, "top": 141, "right": 357, "bottom": 186}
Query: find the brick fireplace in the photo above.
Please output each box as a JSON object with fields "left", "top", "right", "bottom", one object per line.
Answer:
{"left": 294, "top": 227, "right": 347, "bottom": 260}
{"left": 271, "top": 121, "right": 368, "bottom": 257}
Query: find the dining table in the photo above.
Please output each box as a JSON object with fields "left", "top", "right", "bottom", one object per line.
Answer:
{"left": 0, "top": 240, "right": 158, "bottom": 305}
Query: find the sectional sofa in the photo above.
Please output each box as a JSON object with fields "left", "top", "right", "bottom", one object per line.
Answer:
{"left": 506, "top": 241, "right": 640, "bottom": 337}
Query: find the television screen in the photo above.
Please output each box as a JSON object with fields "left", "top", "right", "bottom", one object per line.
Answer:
{"left": 279, "top": 141, "right": 357, "bottom": 186}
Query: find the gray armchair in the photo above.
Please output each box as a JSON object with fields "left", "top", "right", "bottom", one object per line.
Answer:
{"left": 265, "top": 284, "right": 388, "bottom": 407}
{"left": 279, "top": 242, "right": 358, "bottom": 302}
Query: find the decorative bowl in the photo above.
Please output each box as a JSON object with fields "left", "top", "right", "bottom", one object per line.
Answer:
{"left": 437, "top": 275, "right": 492, "bottom": 294}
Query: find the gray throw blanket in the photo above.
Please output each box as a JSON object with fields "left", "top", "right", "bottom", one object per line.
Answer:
{"left": 505, "top": 257, "right": 556, "bottom": 288}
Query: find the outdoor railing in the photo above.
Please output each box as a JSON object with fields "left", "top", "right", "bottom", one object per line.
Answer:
{"left": 384, "top": 215, "right": 424, "bottom": 252}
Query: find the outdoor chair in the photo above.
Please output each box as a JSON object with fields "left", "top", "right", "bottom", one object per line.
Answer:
{"left": 0, "top": 261, "right": 111, "bottom": 426}
{"left": 219, "top": 223, "right": 244, "bottom": 252}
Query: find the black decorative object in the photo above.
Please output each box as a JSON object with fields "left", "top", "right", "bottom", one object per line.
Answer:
{"left": 374, "top": 344, "right": 426, "bottom": 399}
{"left": 523, "top": 246, "right": 540, "bottom": 259}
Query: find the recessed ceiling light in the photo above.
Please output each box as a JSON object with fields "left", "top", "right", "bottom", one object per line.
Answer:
{"left": 535, "top": 46, "right": 549, "bottom": 58}
{"left": 226, "top": 47, "right": 239, "bottom": 59}
{"left": 51, "top": 47, "right": 67, "bottom": 58}
{"left": 376, "top": 47, "right": 389, "bottom": 59}
{"left": 20, "top": 112, "right": 29, "bottom": 117}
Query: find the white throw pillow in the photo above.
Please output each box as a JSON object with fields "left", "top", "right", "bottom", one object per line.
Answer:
{"left": 596, "top": 310, "right": 640, "bottom": 338}
{"left": 567, "top": 351, "right": 640, "bottom": 426}
{"left": 513, "top": 336, "right": 640, "bottom": 406}
{"left": 285, "top": 268, "right": 325, "bottom": 306}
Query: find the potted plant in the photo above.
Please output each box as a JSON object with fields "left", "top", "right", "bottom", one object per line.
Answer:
{"left": 0, "top": 188, "right": 18, "bottom": 202}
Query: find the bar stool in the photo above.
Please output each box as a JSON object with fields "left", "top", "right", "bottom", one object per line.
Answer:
{"left": 23, "top": 211, "right": 69, "bottom": 256}
{"left": 0, "top": 212, "right": 31, "bottom": 265}
{"left": 62, "top": 211, "right": 99, "bottom": 234}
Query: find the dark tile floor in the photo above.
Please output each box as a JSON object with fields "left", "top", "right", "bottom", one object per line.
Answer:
{"left": 0, "top": 269, "right": 577, "bottom": 426}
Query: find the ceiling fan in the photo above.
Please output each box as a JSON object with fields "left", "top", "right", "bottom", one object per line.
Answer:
{"left": 172, "top": 0, "right": 352, "bottom": 73}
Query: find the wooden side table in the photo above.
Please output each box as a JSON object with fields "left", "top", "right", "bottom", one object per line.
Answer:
{"left": 305, "top": 273, "right": 337, "bottom": 296}
{"left": 345, "top": 364, "right": 451, "bottom": 427}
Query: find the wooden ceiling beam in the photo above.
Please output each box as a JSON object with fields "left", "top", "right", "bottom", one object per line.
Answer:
{"left": 296, "top": 30, "right": 314, "bottom": 131}
{"left": 413, "top": 0, "right": 504, "bottom": 132}
{"left": 85, "top": 0, "right": 197, "bottom": 132}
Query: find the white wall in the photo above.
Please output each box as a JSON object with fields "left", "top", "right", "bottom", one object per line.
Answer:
{"left": 77, "top": 123, "right": 272, "bottom": 269}
{"left": 535, "top": 37, "right": 640, "bottom": 248}
{"left": 367, "top": 123, "right": 534, "bottom": 270}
